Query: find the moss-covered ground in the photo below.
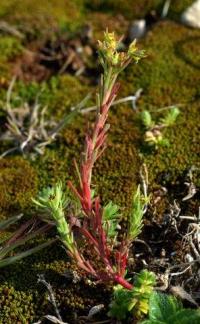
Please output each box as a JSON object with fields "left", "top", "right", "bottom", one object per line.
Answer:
{"left": 0, "top": 0, "right": 199, "bottom": 322}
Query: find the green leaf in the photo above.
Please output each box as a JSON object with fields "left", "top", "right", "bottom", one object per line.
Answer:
{"left": 128, "top": 185, "right": 147, "bottom": 241}
{"left": 141, "top": 292, "right": 200, "bottom": 324}
{"left": 108, "top": 285, "right": 131, "bottom": 320}
{"left": 109, "top": 270, "right": 156, "bottom": 320}
{"left": 103, "top": 201, "right": 121, "bottom": 239}
{"left": 32, "top": 182, "right": 69, "bottom": 216}
{"left": 135, "top": 270, "right": 156, "bottom": 288}
{"left": 33, "top": 183, "right": 76, "bottom": 253}
{"left": 156, "top": 137, "right": 170, "bottom": 147}
{"left": 160, "top": 107, "right": 180, "bottom": 127}
{"left": 103, "top": 201, "right": 120, "bottom": 221}
{"left": 141, "top": 110, "right": 154, "bottom": 128}
{"left": 148, "top": 292, "right": 182, "bottom": 322}
{"left": 169, "top": 309, "right": 200, "bottom": 324}
{"left": 140, "top": 320, "right": 164, "bottom": 324}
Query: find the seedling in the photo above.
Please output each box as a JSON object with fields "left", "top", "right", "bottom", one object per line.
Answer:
{"left": 140, "top": 106, "right": 180, "bottom": 148}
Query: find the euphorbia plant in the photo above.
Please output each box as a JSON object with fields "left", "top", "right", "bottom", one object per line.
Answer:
{"left": 33, "top": 31, "right": 146, "bottom": 289}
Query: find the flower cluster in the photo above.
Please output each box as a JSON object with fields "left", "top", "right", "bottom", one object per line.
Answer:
{"left": 98, "top": 31, "right": 146, "bottom": 71}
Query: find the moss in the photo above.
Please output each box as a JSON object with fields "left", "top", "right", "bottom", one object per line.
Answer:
{"left": 168, "top": 0, "right": 194, "bottom": 19}
{"left": 0, "top": 241, "right": 61, "bottom": 323}
{"left": 0, "top": 74, "right": 93, "bottom": 155}
{"left": 46, "top": 74, "right": 93, "bottom": 119}
{"left": 0, "top": 36, "right": 23, "bottom": 61}
{"left": 0, "top": 240, "right": 110, "bottom": 323}
{"left": 0, "top": 157, "right": 38, "bottom": 216}
{"left": 94, "top": 105, "right": 141, "bottom": 212}
{"left": 123, "top": 21, "right": 200, "bottom": 108}
{"left": 0, "top": 0, "right": 86, "bottom": 38}
{"left": 0, "top": 63, "right": 11, "bottom": 88}
{"left": 85, "top": 11, "right": 129, "bottom": 41}
{"left": 144, "top": 101, "right": 200, "bottom": 187}
{"left": 118, "top": 20, "right": 200, "bottom": 215}
{"left": 14, "top": 74, "right": 92, "bottom": 119}
{"left": 0, "top": 284, "right": 36, "bottom": 323}
{"left": 124, "top": 21, "right": 200, "bottom": 188}
{"left": 33, "top": 149, "right": 73, "bottom": 190}
{"left": 84, "top": 0, "right": 162, "bottom": 19}
{"left": 0, "top": 37, "right": 23, "bottom": 85}
{"left": 0, "top": 0, "right": 195, "bottom": 41}
{"left": 85, "top": 0, "right": 194, "bottom": 20}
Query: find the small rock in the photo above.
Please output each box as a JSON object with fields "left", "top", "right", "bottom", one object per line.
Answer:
{"left": 181, "top": 0, "right": 200, "bottom": 28}
{"left": 185, "top": 253, "right": 194, "bottom": 263}
{"left": 128, "top": 19, "right": 146, "bottom": 40}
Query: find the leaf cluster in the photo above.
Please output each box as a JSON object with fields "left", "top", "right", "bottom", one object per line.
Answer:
{"left": 32, "top": 182, "right": 69, "bottom": 216}
{"left": 108, "top": 270, "right": 156, "bottom": 320}
{"left": 141, "top": 291, "right": 200, "bottom": 324}
{"left": 160, "top": 106, "right": 180, "bottom": 127}
{"left": 102, "top": 201, "right": 121, "bottom": 241}
{"left": 140, "top": 107, "right": 180, "bottom": 148}
{"left": 128, "top": 185, "right": 148, "bottom": 241}
{"left": 32, "top": 183, "right": 75, "bottom": 253}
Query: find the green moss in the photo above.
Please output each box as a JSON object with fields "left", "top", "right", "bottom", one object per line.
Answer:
{"left": 0, "top": 63, "right": 11, "bottom": 88}
{"left": 124, "top": 21, "right": 200, "bottom": 108}
{"left": 85, "top": 11, "right": 129, "bottom": 40}
{"left": 0, "top": 0, "right": 195, "bottom": 41}
{"left": 168, "top": 0, "right": 194, "bottom": 19}
{"left": 0, "top": 36, "right": 23, "bottom": 85}
{"left": 0, "top": 241, "right": 63, "bottom": 323}
{"left": 94, "top": 106, "right": 141, "bottom": 213}
{"left": 0, "top": 36, "right": 23, "bottom": 61}
{"left": 33, "top": 149, "right": 72, "bottom": 190}
{"left": 0, "top": 157, "right": 38, "bottom": 216}
{"left": 15, "top": 74, "right": 92, "bottom": 119}
{"left": 0, "top": 284, "right": 36, "bottom": 323}
{"left": 0, "top": 240, "right": 110, "bottom": 323}
{"left": 84, "top": 0, "right": 162, "bottom": 19}
{"left": 46, "top": 74, "right": 92, "bottom": 119}
{"left": 144, "top": 101, "right": 200, "bottom": 187}
{"left": 0, "top": 0, "right": 86, "bottom": 38}
{"left": 118, "top": 20, "right": 200, "bottom": 214}
{"left": 85, "top": 0, "right": 194, "bottom": 20}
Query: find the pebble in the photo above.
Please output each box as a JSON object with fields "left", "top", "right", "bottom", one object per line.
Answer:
{"left": 128, "top": 19, "right": 146, "bottom": 40}
{"left": 181, "top": 0, "right": 200, "bottom": 28}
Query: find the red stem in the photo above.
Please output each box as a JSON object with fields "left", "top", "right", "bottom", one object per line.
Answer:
{"left": 68, "top": 78, "right": 131, "bottom": 288}
{"left": 114, "top": 274, "right": 133, "bottom": 290}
